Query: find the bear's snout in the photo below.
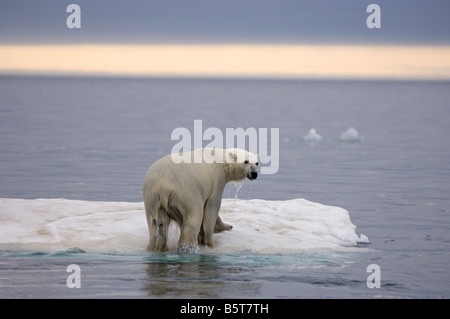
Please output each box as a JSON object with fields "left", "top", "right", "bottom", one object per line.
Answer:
{"left": 249, "top": 171, "right": 258, "bottom": 180}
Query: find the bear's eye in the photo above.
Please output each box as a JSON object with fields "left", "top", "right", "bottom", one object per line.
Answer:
{"left": 244, "top": 160, "right": 249, "bottom": 164}
{"left": 256, "top": 162, "right": 259, "bottom": 166}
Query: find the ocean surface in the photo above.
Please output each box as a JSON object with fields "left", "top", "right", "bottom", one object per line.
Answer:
{"left": 0, "top": 75, "right": 449, "bottom": 298}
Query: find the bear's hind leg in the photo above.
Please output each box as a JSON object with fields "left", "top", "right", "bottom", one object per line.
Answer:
{"left": 147, "top": 208, "right": 170, "bottom": 252}
{"left": 147, "top": 218, "right": 158, "bottom": 252}
{"left": 145, "top": 200, "right": 158, "bottom": 252}
{"left": 155, "top": 208, "right": 170, "bottom": 252}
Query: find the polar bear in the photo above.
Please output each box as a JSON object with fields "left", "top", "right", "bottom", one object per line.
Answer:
{"left": 143, "top": 148, "right": 259, "bottom": 253}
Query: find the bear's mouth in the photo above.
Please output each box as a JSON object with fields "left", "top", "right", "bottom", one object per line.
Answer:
{"left": 247, "top": 171, "right": 258, "bottom": 180}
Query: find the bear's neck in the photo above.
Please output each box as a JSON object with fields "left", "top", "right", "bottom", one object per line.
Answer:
{"left": 224, "top": 163, "right": 245, "bottom": 183}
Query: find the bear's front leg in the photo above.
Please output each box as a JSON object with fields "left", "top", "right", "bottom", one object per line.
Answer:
{"left": 199, "top": 216, "right": 215, "bottom": 248}
{"left": 201, "top": 199, "right": 223, "bottom": 248}
{"left": 179, "top": 223, "right": 201, "bottom": 253}
{"left": 214, "top": 215, "right": 233, "bottom": 233}
{"left": 178, "top": 206, "right": 202, "bottom": 253}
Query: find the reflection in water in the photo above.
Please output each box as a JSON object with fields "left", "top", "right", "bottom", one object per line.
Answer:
{"left": 142, "top": 254, "right": 261, "bottom": 298}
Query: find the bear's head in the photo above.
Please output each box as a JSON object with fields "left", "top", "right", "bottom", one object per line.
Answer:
{"left": 225, "top": 148, "right": 259, "bottom": 182}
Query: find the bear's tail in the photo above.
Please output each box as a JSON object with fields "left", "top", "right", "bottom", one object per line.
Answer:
{"left": 157, "top": 190, "right": 183, "bottom": 227}
{"left": 157, "top": 191, "right": 170, "bottom": 215}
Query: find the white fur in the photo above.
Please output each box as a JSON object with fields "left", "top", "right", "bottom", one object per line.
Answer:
{"left": 143, "top": 148, "right": 259, "bottom": 253}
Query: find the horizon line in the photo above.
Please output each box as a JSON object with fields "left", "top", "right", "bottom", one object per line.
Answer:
{"left": 1, "top": 44, "right": 450, "bottom": 80}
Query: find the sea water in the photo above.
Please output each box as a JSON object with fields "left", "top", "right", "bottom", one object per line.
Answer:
{"left": 0, "top": 76, "right": 449, "bottom": 298}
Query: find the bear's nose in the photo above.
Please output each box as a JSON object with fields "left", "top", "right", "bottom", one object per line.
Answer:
{"left": 251, "top": 171, "right": 258, "bottom": 180}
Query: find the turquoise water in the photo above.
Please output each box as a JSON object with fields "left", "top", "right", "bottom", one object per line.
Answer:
{"left": 0, "top": 249, "right": 368, "bottom": 298}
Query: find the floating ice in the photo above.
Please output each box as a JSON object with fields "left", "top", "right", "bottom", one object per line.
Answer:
{"left": 303, "top": 128, "right": 323, "bottom": 143}
{"left": 339, "top": 127, "right": 364, "bottom": 143}
{"left": 0, "top": 198, "right": 369, "bottom": 254}
{"left": 216, "top": 199, "right": 369, "bottom": 253}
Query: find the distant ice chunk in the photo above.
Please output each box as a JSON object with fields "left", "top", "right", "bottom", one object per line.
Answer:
{"left": 303, "top": 128, "right": 323, "bottom": 143}
{"left": 339, "top": 127, "right": 364, "bottom": 143}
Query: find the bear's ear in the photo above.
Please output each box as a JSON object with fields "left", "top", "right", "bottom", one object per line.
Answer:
{"left": 227, "top": 149, "right": 237, "bottom": 163}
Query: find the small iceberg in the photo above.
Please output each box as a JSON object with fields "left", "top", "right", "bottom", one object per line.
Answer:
{"left": 0, "top": 197, "right": 369, "bottom": 254}
{"left": 339, "top": 127, "right": 364, "bottom": 143}
{"left": 303, "top": 128, "right": 323, "bottom": 143}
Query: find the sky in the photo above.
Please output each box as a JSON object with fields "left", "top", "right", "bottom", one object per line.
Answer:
{"left": 1, "top": 0, "right": 449, "bottom": 45}
{"left": 0, "top": 0, "right": 449, "bottom": 79}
